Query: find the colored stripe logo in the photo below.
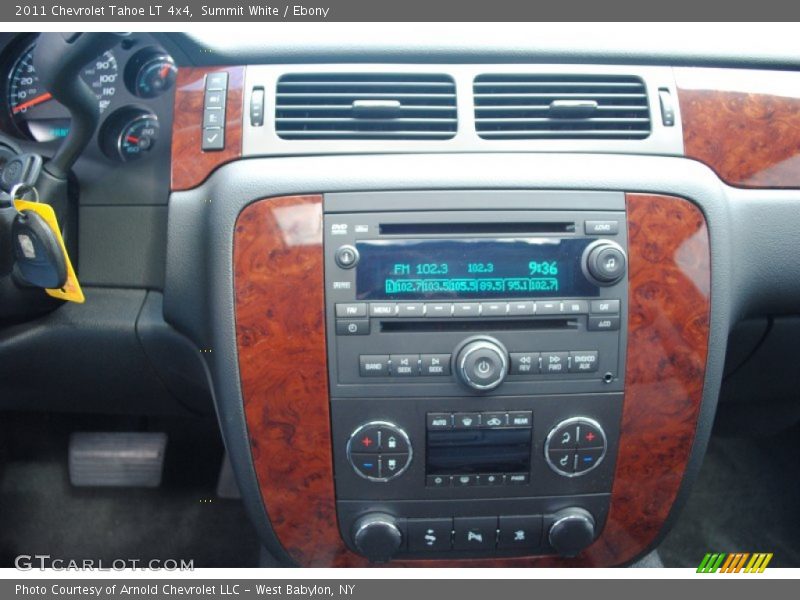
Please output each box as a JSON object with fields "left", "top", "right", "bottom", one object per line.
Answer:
{"left": 697, "top": 552, "right": 773, "bottom": 573}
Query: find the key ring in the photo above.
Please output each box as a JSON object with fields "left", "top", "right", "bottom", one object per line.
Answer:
{"left": 10, "top": 183, "right": 40, "bottom": 204}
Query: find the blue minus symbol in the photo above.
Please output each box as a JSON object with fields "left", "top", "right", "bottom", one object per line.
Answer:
{"left": 583, "top": 456, "right": 594, "bottom": 463}
{"left": 363, "top": 463, "right": 374, "bottom": 468}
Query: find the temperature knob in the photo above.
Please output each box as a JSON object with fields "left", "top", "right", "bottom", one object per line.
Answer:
{"left": 548, "top": 508, "right": 596, "bottom": 557}
{"left": 583, "top": 240, "right": 627, "bottom": 286}
{"left": 454, "top": 336, "right": 509, "bottom": 391}
{"left": 352, "top": 513, "right": 403, "bottom": 562}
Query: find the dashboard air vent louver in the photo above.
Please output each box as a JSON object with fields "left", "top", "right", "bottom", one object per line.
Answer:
{"left": 474, "top": 74, "right": 651, "bottom": 140}
{"left": 276, "top": 73, "right": 457, "bottom": 140}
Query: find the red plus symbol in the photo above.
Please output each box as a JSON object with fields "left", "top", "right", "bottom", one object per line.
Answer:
{"left": 585, "top": 432, "right": 596, "bottom": 442}
{"left": 361, "top": 436, "right": 373, "bottom": 447}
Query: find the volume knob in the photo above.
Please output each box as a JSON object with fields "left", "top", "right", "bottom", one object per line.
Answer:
{"left": 454, "top": 336, "right": 509, "bottom": 391}
{"left": 352, "top": 513, "right": 403, "bottom": 562}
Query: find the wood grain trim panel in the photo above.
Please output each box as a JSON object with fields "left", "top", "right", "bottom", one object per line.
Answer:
{"left": 171, "top": 66, "right": 244, "bottom": 191}
{"left": 235, "top": 193, "right": 710, "bottom": 567}
{"left": 677, "top": 67, "right": 800, "bottom": 188}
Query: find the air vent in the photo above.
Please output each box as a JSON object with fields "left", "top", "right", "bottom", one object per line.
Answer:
{"left": 474, "top": 74, "right": 651, "bottom": 140}
{"left": 276, "top": 73, "right": 457, "bottom": 140}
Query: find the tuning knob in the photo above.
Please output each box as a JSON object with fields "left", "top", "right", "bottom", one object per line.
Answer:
{"left": 583, "top": 240, "right": 627, "bottom": 286}
{"left": 548, "top": 507, "right": 596, "bottom": 557}
{"left": 352, "top": 513, "right": 403, "bottom": 562}
{"left": 454, "top": 336, "right": 509, "bottom": 391}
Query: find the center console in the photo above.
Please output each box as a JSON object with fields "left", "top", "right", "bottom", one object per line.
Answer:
{"left": 323, "top": 192, "right": 628, "bottom": 560}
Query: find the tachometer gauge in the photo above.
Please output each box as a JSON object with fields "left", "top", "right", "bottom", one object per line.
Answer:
{"left": 6, "top": 42, "right": 118, "bottom": 142}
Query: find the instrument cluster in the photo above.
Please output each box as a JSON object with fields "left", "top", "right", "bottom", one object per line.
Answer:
{"left": 0, "top": 33, "right": 174, "bottom": 164}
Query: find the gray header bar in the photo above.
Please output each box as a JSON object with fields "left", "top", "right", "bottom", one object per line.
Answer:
{"left": 2, "top": 0, "right": 800, "bottom": 21}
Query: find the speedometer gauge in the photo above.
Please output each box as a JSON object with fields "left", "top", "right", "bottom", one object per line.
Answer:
{"left": 6, "top": 42, "right": 118, "bottom": 142}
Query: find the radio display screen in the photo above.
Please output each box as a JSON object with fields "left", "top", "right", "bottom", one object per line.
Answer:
{"left": 355, "top": 238, "right": 598, "bottom": 300}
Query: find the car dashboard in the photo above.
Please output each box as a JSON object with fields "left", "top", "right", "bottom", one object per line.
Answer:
{"left": 1, "top": 26, "right": 800, "bottom": 568}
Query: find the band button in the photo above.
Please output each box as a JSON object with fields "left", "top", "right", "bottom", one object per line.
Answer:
{"left": 359, "top": 355, "right": 390, "bottom": 377}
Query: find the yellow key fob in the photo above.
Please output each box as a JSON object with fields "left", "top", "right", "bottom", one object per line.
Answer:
{"left": 13, "top": 199, "right": 84, "bottom": 304}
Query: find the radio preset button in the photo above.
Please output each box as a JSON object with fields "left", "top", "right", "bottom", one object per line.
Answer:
{"left": 535, "top": 300, "right": 562, "bottom": 315}
{"left": 427, "top": 413, "right": 452, "bottom": 430}
{"left": 334, "top": 244, "right": 359, "bottom": 269}
{"left": 390, "top": 354, "right": 419, "bottom": 376}
{"left": 562, "top": 300, "right": 589, "bottom": 314}
{"left": 480, "top": 302, "right": 508, "bottom": 317}
{"left": 420, "top": 354, "right": 451, "bottom": 376}
{"left": 590, "top": 299, "right": 620, "bottom": 314}
{"left": 397, "top": 303, "right": 425, "bottom": 318}
{"left": 370, "top": 303, "right": 397, "bottom": 317}
{"left": 507, "top": 301, "right": 535, "bottom": 316}
{"left": 453, "top": 412, "right": 481, "bottom": 429}
{"left": 569, "top": 351, "right": 599, "bottom": 373}
{"left": 453, "top": 303, "right": 480, "bottom": 317}
{"left": 335, "top": 302, "right": 367, "bottom": 318}
{"left": 541, "top": 352, "right": 569, "bottom": 374}
{"left": 425, "top": 303, "right": 452, "bottom": 318}
{"left": 336, "top": 319, "right": 370, "bottom": 335}
{"left": 588, "top": 316, "right": 620, "bottom": 331}
{"left": 510, "top": 352, "right": 540, "bottom": 375}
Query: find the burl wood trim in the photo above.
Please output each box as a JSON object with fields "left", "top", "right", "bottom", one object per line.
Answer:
{"left": 171, "top": 66, "right": 244, "bottom": 191}
{"left": 677, "top": 67, "right": 800, "bottom": 188}
{"left": 235, "top": 193, "right": 710, "bottom": 567}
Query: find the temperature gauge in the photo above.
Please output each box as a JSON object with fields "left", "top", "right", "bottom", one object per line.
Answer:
{"left": 100, "top": 109, "right": 160, "bottom": 162}
{"left": 134, "top": 55, "right": 177, "bottom": 98}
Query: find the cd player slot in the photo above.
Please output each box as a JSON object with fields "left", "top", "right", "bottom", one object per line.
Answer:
{"left": 378, "top": 222, "right": 576, "bottom": 236}
{"left": 380, "top": 318, "right": 577, "bottom": 333}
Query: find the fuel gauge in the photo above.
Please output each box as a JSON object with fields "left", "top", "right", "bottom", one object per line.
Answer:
{"left": 100, "top": 109, "right": 159, "bottom": 162}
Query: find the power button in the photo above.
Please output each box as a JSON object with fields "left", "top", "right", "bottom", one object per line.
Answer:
{"left": 335, "top": 244, "right": 359, "bottom": 269}
{"left": 455, "top": 337, "right": 509, "bottom": 391}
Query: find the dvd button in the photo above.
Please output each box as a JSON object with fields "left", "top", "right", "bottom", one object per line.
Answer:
{"left": 569, "top": 351, "right": 599, "bottom": 373}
